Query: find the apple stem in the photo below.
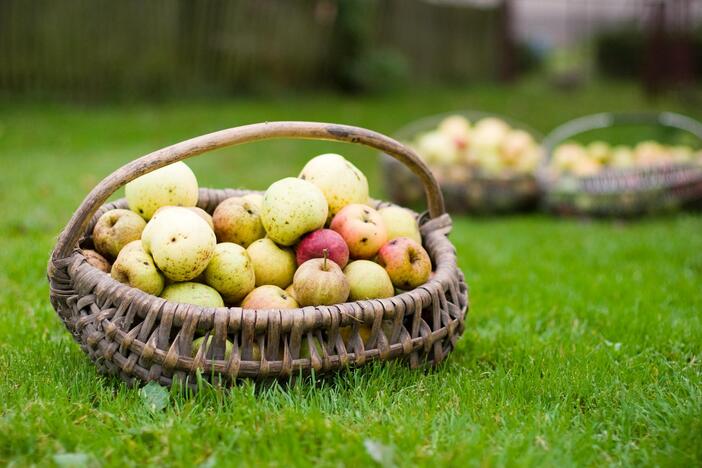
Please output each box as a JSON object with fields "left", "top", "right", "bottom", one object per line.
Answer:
{"left": 322, "top": 249, "right": 328, "bottom": 271}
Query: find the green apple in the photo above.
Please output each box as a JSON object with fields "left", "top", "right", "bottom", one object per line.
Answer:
{"left": 152, "top": 205, "right": 213, "bottom": 230}
{"left": 293, "top": 257, "right": 349, "bottom": 306}
{"left": 378, "top": 206, "right": 421, "bottom": 243}
{"left": 82, "top": 249, "right": 111, "bottom": 273}
{"left": 241, "top": 285, "right": 299, "bottom": 309}
{"left": 161, "top": 282, "right": 224, "bottom": 308}
{"left": 587, "top": 141, "right": 611, "bottom": 164}
{"left": 552, "top": 143, "right": 588, "bottom": 172}
{"left": 191, "top": 336, "right": 233, "bottom": 360}
{"left": 126, "top": 161, "right": 199, "bottom": 220}
{"left": 300, "top": 335, "right": 325, "bottom": 359}
{"left": 299, "top": 153, "right": 369, "bottom": 217}
{"left": 142, "top": 207, "right": 216, "bottom": 282}
{"left": 261, "top": 177, "right": 328, "bottom": 246}
{"left": 111, "top": 240, "right": 165, "bottom": 295}
{"left": 472, "top": 117, "right": 510, "bottom": 150}
{"left": 343, "top": 260, "right": 394, "bottom": 301}
{"left": 203, "top": 243, "right": 255, "bottom": 304}
{"left": 92, "top": 209, "right": 146, "bottom": 259}
{"left": 246, "top": 238, "right": 296, "bottom": 288}
{"left": 212, "top": 194, "right": 266, "bottom": 247}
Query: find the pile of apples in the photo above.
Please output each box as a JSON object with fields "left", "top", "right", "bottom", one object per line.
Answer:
{"left": 551, "top": 140, "right": 702, "bottom": 177}
{"left": 410, "top": 115, "right": 543, "bottom": 178}
{"left": 84, "top": 154, "right": 432, "bottom": 328}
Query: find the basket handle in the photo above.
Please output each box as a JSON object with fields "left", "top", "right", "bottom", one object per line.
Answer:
{"left": 51, "top": 121, "right": 445, "bottom": 262}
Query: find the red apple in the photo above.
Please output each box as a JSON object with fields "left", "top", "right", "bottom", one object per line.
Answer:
{"left": 377, "top": 237, "right": 432, "bottom": 290}
{"left": 330, "top": 204, "right": 387, "bottom": 259}
{"left": 295, "top": 229, "right": 349, "bottom": 268}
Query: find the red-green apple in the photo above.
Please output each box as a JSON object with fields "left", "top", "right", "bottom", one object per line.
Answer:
{"left": 330, "top": 204, "right": 387, "bottom": 259}
{"left": 241, "top": 285, "right": 299, "bottom": 309}
{"left": 377, "top": 237, "right": 432, "bottom": 289}
{"left": 293, "top": 256, "right": 349, "bottom": 306}
{"left": 295, "top": 229, "right": 349, "bottom": 268}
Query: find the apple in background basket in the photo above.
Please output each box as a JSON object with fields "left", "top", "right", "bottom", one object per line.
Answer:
{"left": 343, "top": 260, "right": 394, "bottom": 301}
{"left": 260, "top": 177, "right": 328, "bottom": 246}
{"left": 377, "top": 206, "right": 421, "bottom": 244}
{"left": 377, "top": 237, "right": 432, "bottom": 290}
{"left": 82, "top": 249, "right": 111, "bottom": 273}
{"left": 247, "top": 238, "right": 297, "bottom": 289}
{"left": 212, "top": 194, "right": 266, "bottom": 247}
{"left": 110, "top": 240, "right": 165, "bottom": 296}
{"left": 203, "top": 242, "right": 255, "bottom": 304}
{"left": 160, "top": 282, "right": 224, "bottom": 308}
{"left": 241, "top": 285, "right": 299, "bottom": 309}
{"left": 92, "top": 209, "right": 146, "bottom": 259}
{"left": 125, "top": 161, "right": 199, "bottom": 220}
{"left": 141, "top": 207, "right": 216, "bottom": 282}
{"left": 293, "top": 255, "right": 350, "bottom": 307}
{"left": 415, "top": 131, "right": 460, "bottom": 166}
{"left": 330, "top": 204, "right": 387, "bottom": 259}
{"left": 299, "top": 153, "right": 369, "bottom": 218}
{"left": 295, "top": 229, "right": 349, "bottom": 268}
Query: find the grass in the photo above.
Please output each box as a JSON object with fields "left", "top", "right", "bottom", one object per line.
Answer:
{"left": 1, "top": 82, "right": 701, "bottom": 466}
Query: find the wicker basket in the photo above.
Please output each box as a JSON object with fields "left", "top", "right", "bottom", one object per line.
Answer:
{"left": 381, "top": 111, "right": 543, "bottom": 214}
{"left": 47, "top": 122, "right": 469, "bottom": 389}
{"left": 540, "top": 112, "right": 702, "bottom": 217}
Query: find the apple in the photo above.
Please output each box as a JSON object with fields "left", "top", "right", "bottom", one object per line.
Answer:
{"left": 152, "top": 206, "right": 213, "bottom": 230}
{"left": 299, "top": 153, "right": 369, "bottom": 217}
{"left": 241, "top": 285, "right": 299, "bottom": 309}
{"left": 553, "top": 143, "right": 588, "bottom": 172}
{"left": 126, "top": 161, "right": 199, "bottom": 220}
{"left": 284, "top": 284, "right": 299, "bottom": 303}
{"left": 191, "top": 336, "right": 233, "bottom": 360}
{"left": 246, "top": 238, "right": 296, "bottom": 288}
{"left": 161, "top": 282, "right": 224, "bottom": 308}
{"left": 610, "top": 146, "right": 635, "bottom": 168}
{"left": 141, "top": 207, "right": 216, "bottom": 282}
{"left": 203, "top": 243, "right": 256, "bottom": 304}
{"left": 514, "top": 147, "right": 543, "bottom": 173}
{"left": 377, "top": 237, "right": 432, "bottom": 290}
{"left": 330, "top": 204, "right": 387, "bottom": 259}
{"left": 438, "top": 115, "right": 471, "bottom": 150}
{"left": 378, "top": 206, "right": 421, "bottom": 244}
{"left": 293, "top": 256, "right": 349, "bottom": 306}
{"left": 472, "top": 117, "right": 510, "bottom": 150}
{"left": 110, "top": 240, "right": 165, "bottom": 295}
{"left": 339, "top": 325, "right": 372, "bottom": 346}
{"left": 571, "top": 158, "right": 601, "bottom": 177}
{"left": 500, "top": 129, "right": 535, "bottom": 165}
{"left": 343, "top": 260, "right": 394, "bottom": 301}
{"left": 260, "top": 177, "right": 328, "bottom": 246}
{"left": 212, "top": 194, "right": 266, "bottom": 247}
{"left": 416, "top": 130, "right": 459, "bottom": 166}
{"left": 587, "top": 141, "right": 611, "bottom": 164}
{"left": 295, "top": 229, "right": 349, "bottom": 268}
{"left": 82, "top": 249, "right": 111, "bottom": 273}
{"left": 92, "top": 209, "right": 146, "bottom": 259}
{"left": 300, "top": 335, "right": 325, "bottom": 359}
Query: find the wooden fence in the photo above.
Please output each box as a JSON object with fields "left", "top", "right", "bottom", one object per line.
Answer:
{"left": 0, "top": 0, "right": 501, "bottom": 99}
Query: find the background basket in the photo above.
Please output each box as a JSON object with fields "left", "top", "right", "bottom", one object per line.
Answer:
{"left": 540, "top": 112, "right": 702, "bottom": 217}
{"left": 47, "top": 122, "right": 469, "bottom": 389}
{"left": 381, "top": 110, "right": 544, "bottom": 214}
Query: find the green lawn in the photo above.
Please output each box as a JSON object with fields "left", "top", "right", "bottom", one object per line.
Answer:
{"left": 1, "top": 83, "right": 701, "bottom": 467}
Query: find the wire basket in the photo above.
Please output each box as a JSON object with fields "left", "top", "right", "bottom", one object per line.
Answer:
{"left": 540, "top": 112, "right": 702, "bottom": 217}
{"left": 381, "top": 111, "right": 544, "bottom": 214}
{"left": 47, "top": 122, "right": 469, "bottom": 389}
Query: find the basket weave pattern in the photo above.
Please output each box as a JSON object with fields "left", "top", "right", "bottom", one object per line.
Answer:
{"left": 48, "top": 122, "right": 469, "bottom": 388}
